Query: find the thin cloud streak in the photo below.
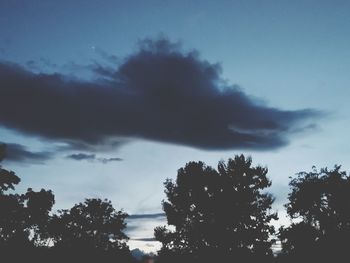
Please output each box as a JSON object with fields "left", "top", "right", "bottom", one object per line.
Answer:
{"left": 66, "top": 153, "right": 123, "bottom": 164}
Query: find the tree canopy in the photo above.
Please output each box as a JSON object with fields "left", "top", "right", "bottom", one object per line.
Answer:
{"left": 49, "top": 198, "right": 128, "bottom": 251}
{"left": 0, "top": 144, "right": 132, "bottom": 262}
{"left": 155, "top": 155, "right": 277, "bottom": 262}
{"left": 280, "top": 165, "right": 350, "bottom": 260}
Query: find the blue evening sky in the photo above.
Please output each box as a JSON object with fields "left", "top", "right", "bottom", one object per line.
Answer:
{"left": 1, "top": 0, "right": 349, "bottom": 252}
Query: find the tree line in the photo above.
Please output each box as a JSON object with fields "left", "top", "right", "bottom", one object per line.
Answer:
{"left": 1, "top": 144, "right": 349, "bottom": 262}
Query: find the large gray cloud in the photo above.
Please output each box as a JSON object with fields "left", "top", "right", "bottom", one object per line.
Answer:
{"left": 0, "top": 38, "right": 321, "bottom": 150}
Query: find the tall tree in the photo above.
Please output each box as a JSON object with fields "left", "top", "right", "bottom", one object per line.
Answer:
{"left": 155, "top": 155, "right": 277, "bottom": 261}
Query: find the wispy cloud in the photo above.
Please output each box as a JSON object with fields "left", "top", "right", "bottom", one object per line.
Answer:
{"left": 66, "top": 153, "right": 123, "bottom": 164}
{"left": 128, "top": 213, "right": 166, "bottom": 220}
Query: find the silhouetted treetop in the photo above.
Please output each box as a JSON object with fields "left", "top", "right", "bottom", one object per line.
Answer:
{"left": 0, "top": 144, "right": 5, "bottom": 162}
{"left": 280, "top": 165, "right": 350, "bottom": 259}
{"left": 286, "top": 165, "right": 350, "bottom": 230}
{"left": 156, "top": 155, "right": 277, "bottom": 261}
{"left": 49, "top": 198, "right": 129, "bottom": 251}
{"left": 0, "top": 145, "right": 55, "bottom": 248}
{"left": 0, "top": 144, "right": 20, "bottom": 194}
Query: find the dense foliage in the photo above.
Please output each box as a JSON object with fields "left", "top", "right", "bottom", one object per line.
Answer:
{"left": 279, "top": 165, "right": 350, "bottom": 261}
{"left": 155, "top": 155, "right": 277, "bottom": 262}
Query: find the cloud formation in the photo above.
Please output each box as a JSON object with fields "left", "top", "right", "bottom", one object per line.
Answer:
{"left": 66, "top": 153, "right": 122, "bottom": 164}
{"left": 0, "top": 142, "right": 53, "bottom": 163}
{"left": 0, "top": 38, "right": 321, "bottom": 150}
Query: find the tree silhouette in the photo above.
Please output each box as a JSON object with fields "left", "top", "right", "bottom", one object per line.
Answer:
{"left": 6, "top": 138, "right": 350, "bottom": 263}
{"left": 49, "top": 198, "right": 129, "bottom": 251}
{"left": 0, "top": 144, "right": 55, "bottom": 251}
{"left": 155, "top": 155, "right": 277, "bottom": 262}
{"left": 0, "top": 144, "right": 134, "bottom": 262}
{"left": 24, "top": 188, "right": 55, "bottom": 246}
{"left": 0, "top": 144, "right": 27, "bottom": 247}
{"left": 280, "top": 165, "right": 350, "bottom": 259}
{"left": 0, "top": 144, "right": 20, "bottom": 193}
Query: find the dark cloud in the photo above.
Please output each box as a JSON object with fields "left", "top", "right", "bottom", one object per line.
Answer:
{"left": 128, "top": 213, "right": 166, "bottom": 220}
{"left": 66, "top": 153, "right": 122, "bottom": 164}
{"left": 0, "top": 38, "right": 321, "bottom": 151}
{"left": 66, "top": 153, "right": 95, "bottom": 161}
{"left": 0, "top": 142, "right": 53, "bottom": 164}
{"left": 131, "top": 237, "right": 157, "bottom": 242}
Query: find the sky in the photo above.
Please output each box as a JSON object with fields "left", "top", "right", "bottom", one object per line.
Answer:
{"left": 1, "top": 0, "right": 350, "bottom": 253}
